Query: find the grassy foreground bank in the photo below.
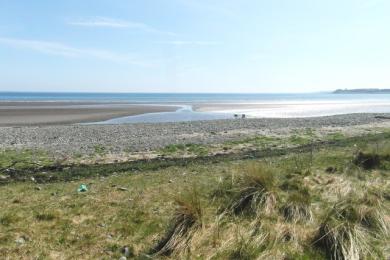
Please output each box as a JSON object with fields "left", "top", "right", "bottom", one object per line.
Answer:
{"left": 0, "top": 132, "right": 389, "bottom": 259}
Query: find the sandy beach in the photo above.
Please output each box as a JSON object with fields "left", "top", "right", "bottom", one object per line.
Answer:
{"left": 193, "top": 101, "right": 390, "bottom": 118}
{"left": 0, "top": 102, "right": 178, "bottom": 126}
{"left": 2, "top": 96, "right": 390, "bottom": 127}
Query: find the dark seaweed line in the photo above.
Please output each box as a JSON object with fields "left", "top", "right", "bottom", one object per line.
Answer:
{"left": 1, "top": 132, "right": 389, "bottom": 184}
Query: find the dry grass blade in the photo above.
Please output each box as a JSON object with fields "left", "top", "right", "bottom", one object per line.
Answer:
{"left": 315, "top": 219, "right": 369, "bottom": 260}
{"left": 281, "top": 189, "right": 313, "bottom": 223}
{"left": 314, "top": 192, "right": 388, "bottom": 260}
{"left": 225, "top": 163, "right": 278, "bottom": 216}
{"left": 359, "top": 192, "right": 389, "bottom": 237}
{"left": 151, "top": 190, "right": 203, "bottom": 256}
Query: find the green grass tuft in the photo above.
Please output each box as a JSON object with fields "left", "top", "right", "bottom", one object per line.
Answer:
{"left": 281, "top": 189, "right": 313, "bottom": 223}
{"left": 314, "top": 192, "right": 388, "bottom": 260}
{"left": 35, "top": 212, "right": 57, "bottom": 221}
{"left": 221, "top": 163, "right": 278, "bottom": 217}
{"left": 151, "top": 189, "right": 203, "bottom": 256}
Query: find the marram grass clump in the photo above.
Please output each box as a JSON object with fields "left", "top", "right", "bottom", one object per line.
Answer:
{"left": 359, "top": 191, "right": 389, "bottom": 236}
{"left": 314, "top": 193, "right": 388, "bottom": 260}
{"left": 281, "top": 188, "right": 313, "bottom": 223}
{"left": 150, "top": 190, "right": 203, "bottom": 257}
{"left": 223, "top": 163, "right": 278, "bottom": 217}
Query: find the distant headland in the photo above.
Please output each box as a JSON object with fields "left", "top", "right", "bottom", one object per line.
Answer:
{"left": 334, "top": 88, "right": 390, "bottom": 94}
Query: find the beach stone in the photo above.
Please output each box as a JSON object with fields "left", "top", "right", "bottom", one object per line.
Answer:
{"left": 117, "top": 187, "right": 128, "bottom": 191}
{"left": 35, "top": 186, "right": 42, "bottom": 191}
{"left": 0, "top": 113, "right": 387, "bottom": 157}
{"left": 119, "top": 257, "right": 127, "bottom": 260}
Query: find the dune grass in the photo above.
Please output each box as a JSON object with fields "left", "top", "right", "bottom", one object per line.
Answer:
{"left": 313, "top": 192, "right": 389, "bottom": 260}
{"left": 281, "top": 188, "right": 313, "bottom": 223}
{"left": 150, "top": 189, "right": 203, "bottom": 257}
{"left": 218, "top": 163, "right": 278, "bottom": 217}
{"left": 0, "top": 132, "right": 389, "bottom": 259}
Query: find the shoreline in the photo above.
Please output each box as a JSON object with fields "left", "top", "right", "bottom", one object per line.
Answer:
{"left": 0, "top": 101, "right": 179, "bottom": 127}
{"left": 2, "top": 99, "right": 390, "bottom": 126}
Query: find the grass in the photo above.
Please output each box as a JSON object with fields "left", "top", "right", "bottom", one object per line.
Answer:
{"left": 35, "top": 212, "right": 58, "bottom": 221}
{"left": 160, "top": 143, "right": 209, "bottom": 156}
{"left": 150, "top": 189, "right": 203, "bottom": 257}
{"left": 220, "top": 163, "right": 278, "bottom": 217}
{"left": 313, "top": 192, "right": 388, "bottom": 260}
{"left": 326, "top": 131, "right": 346, "bottom": 141}
{"left": 0, "top": 148, "right": 54, "bottom": 170}
{"left": 314, "top": 218, "right": 369, "bottom": 260}
{"left": 0, "top": 213, "right": 20, "bottom": 226}
{"left": 226, "top": 231, "right": 264, "bottom": 260}
{"left": 227, "top": 135, "right": 280, "bottom": 146}
{"left": 93, "top": 144, "right": 107, "bottom": 156}
{"left": 0, "top": 131, "right": 389, "bottom": 259}
{"left": 281, "top": 189, "right": 312, "bottom": 223}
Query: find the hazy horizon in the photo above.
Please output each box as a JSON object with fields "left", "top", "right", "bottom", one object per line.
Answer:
{"left": 1, "top": 1, "right": 390, "bottom": 93}
{"left": 0, "top": 90, "right": 335, "bottom": 94}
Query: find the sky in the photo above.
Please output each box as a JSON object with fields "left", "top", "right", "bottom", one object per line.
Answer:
{"left": 0, "top": 0, "right": 389, "bottom": 93}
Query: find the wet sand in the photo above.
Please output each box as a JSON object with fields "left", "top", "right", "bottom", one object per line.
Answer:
{"left": 193, "top": 102, "right": 390, "bottom": 118}
{"left": 0, "top": 102, "right": 178, "bottom": 126}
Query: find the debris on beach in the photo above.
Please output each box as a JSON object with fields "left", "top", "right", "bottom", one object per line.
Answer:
{"left": 77, "top": 184, "right": 88, "bottom": 192}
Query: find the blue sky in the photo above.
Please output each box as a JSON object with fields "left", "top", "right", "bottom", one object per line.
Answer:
{"left": 0, "top": 0, "right": 389, "bottom": 93}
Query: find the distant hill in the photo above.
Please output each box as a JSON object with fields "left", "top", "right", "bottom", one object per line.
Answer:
{"left": 334, "top": 88, "right": 390, "bottom": 94}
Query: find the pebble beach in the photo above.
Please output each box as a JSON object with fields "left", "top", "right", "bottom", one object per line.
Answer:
{"left": 1, "top": 113, "right": 389, "bottom": 155}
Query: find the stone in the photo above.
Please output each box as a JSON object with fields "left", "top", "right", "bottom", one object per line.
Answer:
{"left": 15, "top": 236, "right": 28, "bottom": 245}
{"left": 122, "top": 246, "right": 132, "bottom": 257}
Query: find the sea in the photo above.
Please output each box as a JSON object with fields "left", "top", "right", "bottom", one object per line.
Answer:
{"left": 1, "top": 92, "right": 390, "bottom": 123}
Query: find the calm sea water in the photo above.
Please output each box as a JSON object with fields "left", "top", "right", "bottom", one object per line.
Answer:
{"left": 1, "top": 92, "right": 390, "bottom": 122}
{"left": 1, "top": 91, "right": 390, "bottom": 103}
